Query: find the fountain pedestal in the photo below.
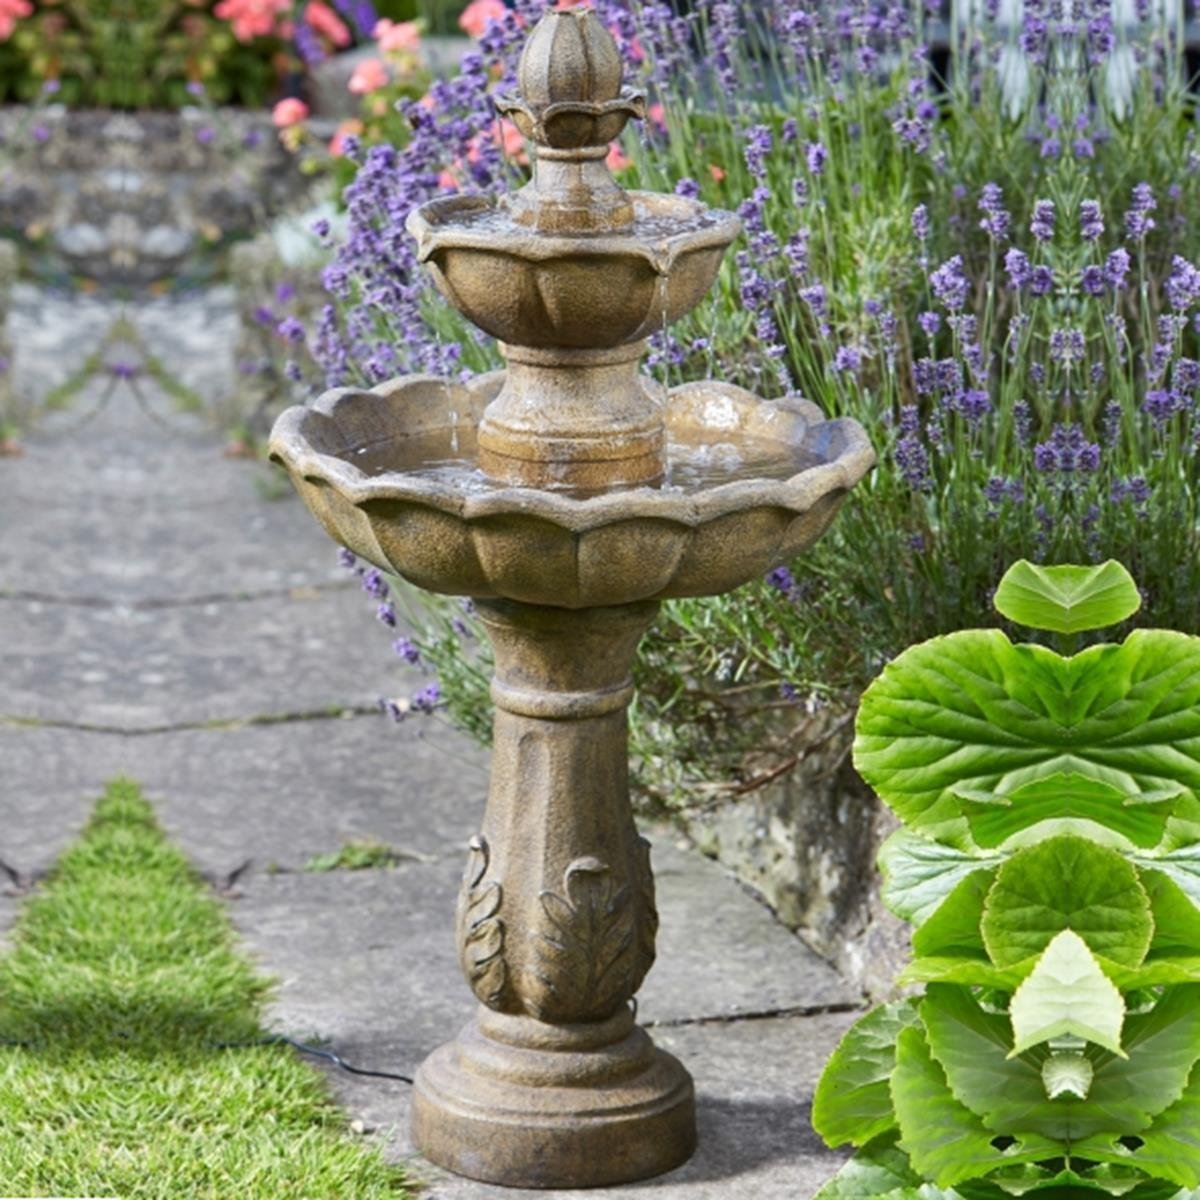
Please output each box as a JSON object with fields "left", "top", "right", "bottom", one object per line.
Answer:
{"left": 414, "top": 599, "right": 695, "bottom": 1187}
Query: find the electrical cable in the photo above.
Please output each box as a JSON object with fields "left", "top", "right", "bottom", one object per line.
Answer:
{"left": 215, "top": 1034, "right": 415, "bottom": 1084}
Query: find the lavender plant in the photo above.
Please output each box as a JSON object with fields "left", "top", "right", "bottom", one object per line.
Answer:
{"left": 283, "top": 0, "right": 1200, "bottom": 812}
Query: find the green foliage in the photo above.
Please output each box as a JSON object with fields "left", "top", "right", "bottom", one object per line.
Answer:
{"left": 993, "top": 561, "right": 1142, "bottom": 636}
{"left": 813, "top": 563, "right": 1200, "bottom": 1199}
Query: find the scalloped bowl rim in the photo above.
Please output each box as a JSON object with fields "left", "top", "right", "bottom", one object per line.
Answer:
{"left": 269, "top": 376, "right": 877, "bottom": 535}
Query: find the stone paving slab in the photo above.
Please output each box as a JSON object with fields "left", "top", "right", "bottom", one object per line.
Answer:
{"left": 0, "top": 478, "right": 347, "bottom": 600}
{"left": 139, "top": 716, "right": 490, "bottom": 874}
{"left": 231, "top": 849, "right": 855, "bottom": 1040}
{"left": 0, "top": 586, "right": 400, "bottom": 728}
{"left": 0, "top": 716, "right": 487, "bottom": 880}
{"left": 320, "top": 1012, "right": 855, "bottom": 1200}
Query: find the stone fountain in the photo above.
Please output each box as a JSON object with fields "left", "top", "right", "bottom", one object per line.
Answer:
{"left": 269, "top": 8, "right": 874, "bottom": 1190}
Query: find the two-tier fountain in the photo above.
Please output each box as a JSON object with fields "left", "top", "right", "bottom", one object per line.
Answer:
{"left": 270, "top": 8, "right": 873, "bottom": 1189}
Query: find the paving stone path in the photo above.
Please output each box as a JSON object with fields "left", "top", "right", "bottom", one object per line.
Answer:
{"left": 0, "top": 288, "right": 861, "bottom": 1199}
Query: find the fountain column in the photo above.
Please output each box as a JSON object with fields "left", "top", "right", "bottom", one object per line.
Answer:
{"left": 412, "top": 598, "right": 696, "bottom": 1186}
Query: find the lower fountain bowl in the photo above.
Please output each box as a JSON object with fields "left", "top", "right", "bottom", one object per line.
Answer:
{"left": 268, "top": 373, "right": 875, "bottom": 610}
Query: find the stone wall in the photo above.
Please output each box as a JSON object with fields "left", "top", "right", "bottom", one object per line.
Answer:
{"left": 0, "top": 107, "right": 311, "bottom": 284}
{"left": 680, "top": 705, "right": 910, "bottom": 1001}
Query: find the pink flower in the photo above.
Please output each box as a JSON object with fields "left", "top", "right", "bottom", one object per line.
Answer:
{"left": 374, "top": 17, "right": 420, "bottom": 53}
{"left": 458, "top": 0, "right": 508, "bottom": 39}
{"left": 272, "top": 97, "right": 309, "bottom": 127}
{"left": 606, "top": 143, "right": 631, "bottom": 172}
{"left": 348, "top": 57, "right": 389, "bottom": 94}
{"left": 0, "top": 0, "right": 32, "bottom": 42}
{"left": 329, "top": 118, "right": 363, "bottom": 156}
{"left": 438, "top": 169, "right": 461, "bottom": 192}
{"left": 647, "top": 102, "right": 666, "bottom": 131}
{"left": 304, "top": 1, "right": 351, "bottom": 48}
{"left": 708, "top": 163, "right": 726, "bottom": 182}
{"left": 214, "top": 0, "right": 289, "bottom": 42}
{"left": 468, "top": 119, "right": 526, "bottom": 166}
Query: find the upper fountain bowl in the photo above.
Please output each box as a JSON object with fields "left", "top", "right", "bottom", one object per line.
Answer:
{"left": 269, "top": 374, "right": 875, "bottom": 610}
{"left": 406, "top": 193, "right": 741, "bottom": 350}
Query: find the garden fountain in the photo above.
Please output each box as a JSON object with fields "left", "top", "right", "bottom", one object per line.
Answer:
{"left": 269, "top": 8, "right": 873, "bottom": 1189}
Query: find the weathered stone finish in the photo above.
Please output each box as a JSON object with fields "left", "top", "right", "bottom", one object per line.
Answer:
{"left": 414, "top": 599, "right": 696, "bottom": 1186}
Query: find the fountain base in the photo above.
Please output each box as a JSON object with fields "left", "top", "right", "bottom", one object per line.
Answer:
{"left": 412, "top": 1006, "right": 696, "bottom": 1188}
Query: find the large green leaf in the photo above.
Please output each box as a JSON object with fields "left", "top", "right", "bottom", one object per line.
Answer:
{"left": 921, "top": 983, "right": 1200, "bottom": 1140}
{"left": 1142, "top": 871, "right": 1200, "bottom": 960}
{"left": 957, "top": 772, "right": 1180, "bottom": 852}
{"left": 1077, "top": 1062, "right": 1200, "bottom": 1188}
{"left": 1009, "top": 930, "right": 1126, "bottom": 1057}
{"left": 879, "top": 828, "right": 1002, "bottom": 925}
{"left": 992, "top": 560, "right": 1141, "bottom": 634}
{"left": 855, "top": 629, "right": 1200, "bottom": 837}
{"left": 901, "top": 955, "right": 1027, "bottom": 990}
{"left": 813, "top": 1000, "right": 921, "bottom": 1148}
{"left": 891, "top": 1025, "right": 1059, "bottom": 1188}
{"left": 980, "top": 837, "right": 1153, "bottom": 969}
{"left": 1135, "top": 843, "right": 1200, "bottom": 909}
{"left": 810, "top": 1134, "right": 928, "bottom": 1198}
{"left": 912, "top": 869, "right": 993, "bottom": 959}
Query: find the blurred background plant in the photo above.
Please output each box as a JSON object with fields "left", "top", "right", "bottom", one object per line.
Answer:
{"left": 269, "top": 0, "right": 1200, "bottom": 818}
{"left": 0, "top": 0, "right": 427, "bottom": 109}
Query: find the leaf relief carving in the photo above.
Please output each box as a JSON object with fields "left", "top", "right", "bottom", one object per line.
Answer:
{"left": 530, "top": 856, "right": 636, "bottom": 1022}
{"left": 456, "top": 835, "right": 510, "bottom": 1010}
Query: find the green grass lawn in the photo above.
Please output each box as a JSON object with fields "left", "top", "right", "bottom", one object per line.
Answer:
{"left": 0, "top": 780, "right": 409, "bottom": 1198}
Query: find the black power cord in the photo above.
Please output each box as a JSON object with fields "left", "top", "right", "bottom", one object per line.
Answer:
{"left": 216, "top": 1034, "right": 415, "bottom": 1084}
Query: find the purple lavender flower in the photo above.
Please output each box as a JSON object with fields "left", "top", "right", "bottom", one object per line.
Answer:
{"left": 1165, "top": 257, "right": 1200, "bottom": 310}
{"left": 1144, "top": 389, "right": 1184, "bottom": 425}
{"left": 833, "top": 345, "right": 862, "bottom": 374}
{"left": 675, "top": 178, "right": 701, "bottom": 200}
{"left": 918, "top": 311, "right": 941, "bottom": 339}
{"left": 1080, "top": 199, "right": 1104, "bottom": 241}
{"left": 911, "top": 203, "right": 930, "bottom": 241}
{"left": 767, "top": 565, "right": 797, "bottom": 596}
{"left": 1035, "top": 424, "right": 1102, "bottom": 474}
{"left": 978, "top": 183, "right": 1010, "bottom": 240}
{"left": 1030, "top": 199, "right": 1056, "bottom": 243}
{"left": 930, "top": 256, "right": 969, "bottom": 311}
{"left": 1175, "top": 359, "right": 1200, "bottom": 393}
{"left": 362, "top": 568, "right": 389, "bottom": 600}
{"left": 276, "top": 317, "right": 306, "bottom": 343}
{"left": 393, "top": 637, "right": 421, "bottom": 665}
{"left": 412, "top": 683, "right": 441, "bottom": 714}
{"left": 1005, "top": 248, "right": 1032, "bottom": 290}
{"left": 806, "top": 142, "right": 828, "bottom": 176}
{"left": 377, "top": 603, "right": 397, "bottom": 628}
{"left": 337, "top": 547, "right": 357, "bottom": 570}
{"left": 895, "top": 433, "right": 932, "bottom": 491}
{"left": 745, "top": 124, "right": 773, "bottom": 177}
{"left": 799, "top": 284, "right": 827, "bottom": 316}
{"left": 1081, "top": 265, "right": 1107, "bottom": 296}
{"left": 1013, "top": 400, "right": 1034, "bottom": 442}
{"left": 1124, "top": 183, "right": 1157, "bottom": 239}
{"left": 1029, "top": 266, "right": 1055, "bottom": 296}
{"left": 1104, "top": 248, "right": 1131, "bottom": 289}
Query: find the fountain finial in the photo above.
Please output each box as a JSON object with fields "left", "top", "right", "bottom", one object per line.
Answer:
{"left": 498, "top": 8, "right": 645, "bottom": 232}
